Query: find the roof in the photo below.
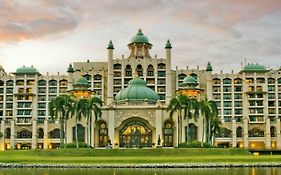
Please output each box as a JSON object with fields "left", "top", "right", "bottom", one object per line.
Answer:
{"left": 241, "top": 63, "right": 268, "bottom": 73}
{"left": 182, "top": 75, "right": 198, "bottom": 86}
{"left": 15, "top": 66, "right": 39, "bottom": 74}
{"left": 107, "top": 40, "right": 114, "bottom": 49}
{"left": 67, "top": 64, "right": 74, "bottom": 73}
{"left": 206, "top": 62, "right": 213, "bottom": 71}
{"left": 115, "top": 77, "right": 159, "bottom": 103}
{"left": 165, "top": 40, "right": 172, "bottom": 49}
{"left": 74, "top": 77, "right": 89, "bottom": 86}
{"left": 129, "top": 29, "right": 151, "bottom": 45}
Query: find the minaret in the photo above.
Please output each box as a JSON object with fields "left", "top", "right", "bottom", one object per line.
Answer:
{"left": 205, "top": 61, "right": 213, "bottom": 100}
{"left": 107, "top": 40, "right": 114, "bottom": 105}
{"left": 67, "top": 63, "right": 75, "bottom": 91}
{"left": 165, "top": 40, "right": 172, "bottom": 104}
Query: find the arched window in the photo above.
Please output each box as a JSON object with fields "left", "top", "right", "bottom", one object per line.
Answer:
{"left": 278, "top": 78, "right": 281, "bottom": 84}
{"left": 0, "top": 80, "right": 4, "bottom": 86}
{"left": 178, "top": 73, "right": 187, "bottom": 80}
{"left": 216, "top": 127, "right": 232, "bottom": 138}
{"left": 268, "top": 78, "right": 275, "bottom": 84}
{"left": 93, "top": 74, "right": 102, "bottom": 80}
{"left": 49, "top": 128, "right": 60, "bottom": 139}
{"left": 136, "top": 64, "right": 143, "bottom": 76}
{"left": 249, "top": 128, "right": 264, "bottom": 137}
{"left": 163, "top": 121, "right": 173, "bottom": 147}
{"left": 256, "top": 77, "right": 265, "bottom": 83}
{"left": 17, "top": 129, "right": 32, "bottom": 138}
{"left": 38, "top": 128, "right": 44, "bottom": 139}
{"left": 49, "top": 79, "right": 57, "bottom": 86}
{"left": 98, "top": 122, "right": 108, "bottom": 147}
{"left": 234, "top": 78, "right": 242, "bottom": 84}
{"left": 236, "top": 127, "right": 243, "bottom": 138}
{"left": 213, "top": 78, "right": 221, "bottom": 84}
{"left": 38, "top": 80, "right": 46, "bottom": 86}
{"left": 5, "top": 128, "right": 11, "bottom": 139}
{"left": 125, "top": 65, "right": 132, "bottom": 77}
{"left": 190, "top": 73, "right": 197, "bottom": 80}
{"left": 147, "top": 65, "right": 154, "bottom": 76}
{"left": 113, "top": 63, "right": 122, "bottom": 70}
{"left": 16, "top": 80, "right": 24, "bottom": 86}
{"left": 6, "top": 80, "right": 13, "bottom": 86}
{"left": 59, "top": 79, "right": 68, "bottom": 86}
{"left": 270, "top": 126, "right": 276, "bottom": 137}
{"left": 83, "top": 74, "right": 91, "bottom": 81}
{"left": 157, "top": 63, "right": 166, "bottom": 69}
{"left": 72, "top": 124, "right": 85, "bottom": 143}
{"left": 223, "top": 78, "right": 231, "bottom": 84}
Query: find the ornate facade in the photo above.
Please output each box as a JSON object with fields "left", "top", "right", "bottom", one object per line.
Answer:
{"left": 0, "top": 29, "right": 281, "bottom": 150}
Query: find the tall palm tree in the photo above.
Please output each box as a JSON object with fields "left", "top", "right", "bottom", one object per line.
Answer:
{"left": 210, "top": 116, "right": 222, "bottom": 145}
{"left": 168, "top": 94, "right": 199, "bottom": 144}
{"left": 85, "top": 96, "right": 102, "bottom": 147}
{"left": 49, "top": 94, "right": 74, "bottom": 147}
{"left": 199, "top": 96, "right": 218, "bottom": 144}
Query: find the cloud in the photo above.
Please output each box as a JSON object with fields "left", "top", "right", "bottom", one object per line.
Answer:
{"left": 0, "top": 0, "right": 83, "bottom": 42}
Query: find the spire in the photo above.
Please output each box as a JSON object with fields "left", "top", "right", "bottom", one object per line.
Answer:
{"left": 165, "top": 39, "right": 172, "bottom": 49}
{"left": 107, "top": 40, "right": 114, "bottom": 49}
{"left": 67, "top": 63, "right": 74, "bottom": 73}
{"left": 206, "top": 62, "right": 213, "bottom": 71}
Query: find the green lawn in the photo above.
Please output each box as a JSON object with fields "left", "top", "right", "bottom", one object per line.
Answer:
{"left": 0, "top": 148, "right": 280, "bottom": 164}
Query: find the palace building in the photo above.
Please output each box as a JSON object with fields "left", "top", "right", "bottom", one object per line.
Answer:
{"left": 0, "top": 29, "right": 281, "bottom": 150}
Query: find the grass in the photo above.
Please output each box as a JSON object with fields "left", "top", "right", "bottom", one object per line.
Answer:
{"left": 0, "top": 148, "right": 280, "bottom": 164}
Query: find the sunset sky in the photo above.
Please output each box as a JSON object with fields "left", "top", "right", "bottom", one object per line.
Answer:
{"left": 0, "top": 0, "right": 281, "bottom": 74}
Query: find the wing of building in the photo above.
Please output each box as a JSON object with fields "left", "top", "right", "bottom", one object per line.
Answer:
{"left": 0, "top": 29, "right": 281, "bottom": 150}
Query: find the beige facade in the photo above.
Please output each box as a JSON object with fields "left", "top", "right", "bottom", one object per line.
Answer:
{"left": 0, "top": 30, "right": 281, "bottom": 150}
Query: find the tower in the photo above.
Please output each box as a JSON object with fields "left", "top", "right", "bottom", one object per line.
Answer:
{"left": 107, "top": 40, "right": 114, "bottom": 105}
{"left": 165, "top": 40, "right": 172, "bottom": 104}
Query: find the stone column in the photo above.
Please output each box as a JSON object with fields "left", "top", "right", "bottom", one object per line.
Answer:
{"left": 276, "top": 119, "right": 281, "bottom": 149}
{"left": 165, "top": 41, "right": 172, "bottom": 104}
{"left": 197, "top": 116, "right": 204, "bottom": 143}
{"left": 243, "top": 118, "right": 248, "bottom": 148}
{"left": 10, "top": 120, "right": 15, "bottom": 149}
{"left": 265, "top": 118, "right": 271, "bottom": 149}
{"left": 0, "top": 120, "right": 5, "bottom": 150}
{"left": 90, "top": 114, "right": 95, "bottom": 147}
{"left": 155, "top": 109, "right": 163, "bottom": 147}
{"left": 32, "top": 119, "right": 37, "bottom": 149}
{"left": 232, "top": 119, "right": 237, "bottom": 147}
{"left": 43, "top": 120, "right": 48, "bottom": 149}
{"left": 108, "top": 110, "right": 115, "bottom": 148}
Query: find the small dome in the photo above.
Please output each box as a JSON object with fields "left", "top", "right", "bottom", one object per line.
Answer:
{"left": 130, "top": 29, "right": 150, "bottom": 44}
{"left": 16, "top": 66, "right": 39, "bottom": 74}
{"left": 115, "top": 77, "right": 159, "bottom": 103}
{"left": 75, "top": 77, "right": 89, "bottom": 86}
{"left": 182, "top": 75, "right": 198, "bottom": 86}
{"left": 243, "top": 63, "right": 267, "bottom": 72}
{"left": 107, "top": 40, "right": 114, "bottom": 49}
{"left": 206, "top": 62, "right": 213, "bottom": 71}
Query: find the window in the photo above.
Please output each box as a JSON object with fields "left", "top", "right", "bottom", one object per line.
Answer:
{"left": 249, "top": 128, "right": 264, "bottom": 137}
{"left": 158, "top": 71, "right": 166, "bottom": 77}
{"left": 178, "top": 73, "right": 186, "bottom": 80}
{"left": 38, "top": 80, "right": 46, "bottom": 86}
{"left": 157, "top": 63, "right": 166, "bottom": 69}
{"left": 17, "top": 130, "right": 32, "bottom": 138}
{"left": 234, "top": 78, "right": 242, "bottom": 84}
{"left": 59, "top": 80, "right": 68, "bottom": 86}
{"left": 213, "top": 78, "right": 220, "bottom": 85}
{"left": 6, "top": 80, "right": 13, "bottom": 86}
{"left": 49, "top": 80, "right": 57, "bottom": 86}
{"left": 125, "top": 65, "right": 132, "bottom": 77}
{"left": 236, "top": 127, "right": 242, "bottom": 137}
{"left": 113, "top": 63, "right": 122, "bottom": 70}
{"left": 256, "top": 78, "right": 265, "bottom": 83}
{"left": 94, "top": 74, "right": 102, "bottom": 80}
{"left": 49, "top": 128, "right": 61, "bottom": 139}
{"left": 268, "top": 78, "right": 275, "bottom": 84}
{"left": 223, "top": 78, "right": 231, "bottom": 84}
{"left": 38, "top": 128, "right": 44, "bottom": 139}
{"left": 136, "top": 64, "right": 143, "bottom": 76}
{"left": 147, "top": 65, "right": 154, "bottom": 76}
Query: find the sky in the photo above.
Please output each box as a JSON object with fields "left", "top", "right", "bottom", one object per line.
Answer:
{"left": 0, "top": 0, "right": 281, "bottom": 74}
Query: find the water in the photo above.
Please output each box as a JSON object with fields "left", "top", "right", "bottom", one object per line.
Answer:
{"left": 0, "top": 168, "right": 280, "bottom": 175}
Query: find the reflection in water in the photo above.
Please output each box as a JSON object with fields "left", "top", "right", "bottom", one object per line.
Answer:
{"left": 0, "top": 168, "right": 280, "bottom": 175}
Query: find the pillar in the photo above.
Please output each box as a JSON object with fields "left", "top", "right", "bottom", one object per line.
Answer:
{"left": 243, "top": 118, "right": 248, "bottom": 148}
{"left": 165, "top": 40, "right": 172, "bottom": 104}
{"left": 277, "top": 119, "right": 281, "bottom": 149}
{"left": 155, "top": 109, "right": 163, "bottom": 147}
{"left": 0, "top": 120, "right": 5, "bottom": 150}
{"left": 107, "top": 40, "right": 114, "bottom": 105}
{"left": 10, "top": 120, "right": 15, "bottom": 149}
{"left": 43, "top": 120, "right": 48, "bottom": 149}
{"left": 90, "top": 114, "right": 95, "bottom": 147}
{"left": 108, "top": 110, "right": 115, "bottom": 148}
{"left": 265, "top": 118, "right": 271, "bottom": 149}
{"left": 232, "top": 119, "right": 237, "bottom": 147}
{"left": 32, "top": 119, "right": 37, "bottom": 149}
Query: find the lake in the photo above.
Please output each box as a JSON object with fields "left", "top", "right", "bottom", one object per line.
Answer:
{"left": 0, "top": 168, "right": 280, "bottom": 175}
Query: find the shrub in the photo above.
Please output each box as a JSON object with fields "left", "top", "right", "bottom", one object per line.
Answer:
{"left": 178, "top": 141, "right": 215, "bottom": 148}
{"left": 61, "top": 143, "right": 89, "bottom": 148}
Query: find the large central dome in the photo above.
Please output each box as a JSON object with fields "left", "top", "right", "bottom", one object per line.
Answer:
{"left": 115, "top": 77, "right": 159, "bottom": 104}
{"left": 130, "top": 29, "right": 150, "bottom": 44}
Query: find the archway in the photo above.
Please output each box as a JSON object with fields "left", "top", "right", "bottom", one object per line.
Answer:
{"left": 119, "top": 119, "right": 152, "bottom": 148}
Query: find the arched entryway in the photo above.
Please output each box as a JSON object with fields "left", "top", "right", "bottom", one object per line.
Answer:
{"left": 163, "top": 120, "right": 174, "bottom": 147}
{"left": 119, "top": 120, "right": 152, "bottom": 148}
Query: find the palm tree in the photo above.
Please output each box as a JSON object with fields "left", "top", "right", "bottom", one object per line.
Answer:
{"left": 210, "top": 116, "right": 222, "bottom": 145}
{"left": 168, "top": 94, "right": 199, "bottom": 144}
{"left": 49, "top": 94, "right": 74, "bottom": 147}
{"left": 85, "top": 96, "right": 102, "bottom": 147}
{"left": 72, "top": 98, "right": 88, "bottom": 148}
{"left": 199, "top": 96, "right": 218, "bottom": 144}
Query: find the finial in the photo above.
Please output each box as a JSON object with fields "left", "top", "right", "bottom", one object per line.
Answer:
{"left": 107, "top": 40, "right": 114, "bottom": 49}
{"left": 165, "top": 39, "right": 172, "bottom": 49}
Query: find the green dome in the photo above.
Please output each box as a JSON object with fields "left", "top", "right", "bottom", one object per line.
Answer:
{"left": 115, "top": 77, "right": 159, "bottom": 103}
{"left": 165, "top": 40, "right": 172, "bottom": 49}
{"left": 242, "top": 63, "right": 267, "bottom": 72}
{"left": 16, "top": 66, "right": 39, "bottom": 74}
{"left": 107, "top": 40, "right": 114, "bottom": 49}
{"left": 75, "top": 77, "right": 89, "bottom": 86}
{"left": 182, "top": 75, "right": 198, "bottom": 86}
{"left": 130, "top": 29, "right": 150, "bottom": 44}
